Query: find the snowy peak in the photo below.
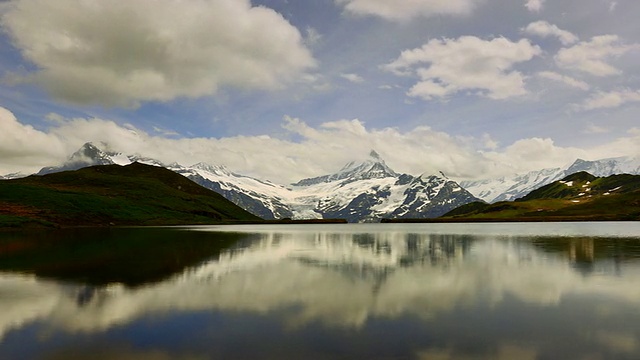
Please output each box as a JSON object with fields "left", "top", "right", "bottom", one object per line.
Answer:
{"left": 294, "top": 150, "right": 397, "bottom": 186}
{"left": 566, "top": 156, "right": 640, "bottom": 177}
{"left": 190, "top": 162, "right": 233, "bottom": 176}
{"left": 38, "top": 142, "right": 117, "bottom": 175}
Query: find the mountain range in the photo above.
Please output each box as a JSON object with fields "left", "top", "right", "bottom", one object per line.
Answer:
{"left": 461, "top": 156, "right": 640, "bottom": 203}
{"left": 442, "top": 171, "right": 640, "bottom": 221}
{"left": 5, "top": 142, "right": 639, "bottom": 222}
{"left": 23, "top": 144, "right": 480, "bottom": 222}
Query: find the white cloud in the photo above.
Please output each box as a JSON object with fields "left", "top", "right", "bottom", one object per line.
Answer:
{"left": 482, "top": 137, "right": 586, "bottom": 173}
{"left": 575, "top": 89, "right": 640, "bottom": 111}
{"left": 0, "top": 0, "right": 316, "bottom": 107}
{"left": 555, "top": 35, "right": 639, "bottom": 76}
{"left": 304, "top": 27, "right": 323, "bottom": 46}
{"left": 523, "top": 21, "right": 578, "bottom": 46}
{"left": 340, "top": 73, "right": 365, "bottom": 83}
{"left": 2, "top": 107, "right": 639, "bottom": 183}
{"left": 0, "top": 107, "right": 67, "bottom": 174}
{"left": 525, "top": 0, "right": 545, "bottom": 12}
{"left": 385, "top": 36, "right": 541, "bottom": 100}
{"left": 537, "top": 71, "right": 590, "bottom": 91}
{"left": 584, "top": 124, "right": 610, "bottom": 134}
{"left": 336, "top": 0, "right": 483, "bottom": 21}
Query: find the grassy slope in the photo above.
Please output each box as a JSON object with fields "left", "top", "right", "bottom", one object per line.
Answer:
{"left": 438, "top": 172, "right": 640, "bottom": 221}
{"left": 0, "top": 162, "right": 260, "bottom": 228}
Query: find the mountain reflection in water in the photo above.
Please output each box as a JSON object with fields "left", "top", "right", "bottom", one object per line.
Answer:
{"left": 1, "top": 223, "right": 639, "bottom": 360}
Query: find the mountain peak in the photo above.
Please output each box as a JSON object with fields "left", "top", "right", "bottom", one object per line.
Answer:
{"left": 191, "top": 162, "right": 233, "bottom": 176}
{"left": 293, "top": 152, "right": 397, "bottom": 186}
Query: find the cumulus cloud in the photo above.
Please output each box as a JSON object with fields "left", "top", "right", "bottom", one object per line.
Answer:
{"left": 525, "top": 0, "right": 545, "bottom": 12}
{"left": 537, "top": 71, "right": 590, "bottom": 91}
{"left": 482, "top": 137, "right": 586, "bottom": 173}
{"left": 584, "top": 124, "right": 610, "bottom": 134}
{"left": 5, "top": 107, "right": 635, "bottom": 184}
{"left": 340, "top": 73, "right": 365, "bottom": 83}
{"left": 0, "top": 107, "right": 67, "bottom": 174}
{"left": 574, "top": 89, "right": 640, "bottom": 111}
{"left": 523, "top": 21, "right": 578, "bottom": 46}
{"left": 0, "top": 0, "right": 316, "bottom": 107}
{"left": 384, "top": 36, "right": 541, "bottom": 100}
{"left": 555, "top": 35, "right": 639, "bottom": 76}
{"left": 335, "top": 0, "right": 483, "bottom": 21}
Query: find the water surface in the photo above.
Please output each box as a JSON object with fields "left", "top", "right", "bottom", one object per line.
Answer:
{"left": 1, "top": 223, "right": 640, "bottom": 359}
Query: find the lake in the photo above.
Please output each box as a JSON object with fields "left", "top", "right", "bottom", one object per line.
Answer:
{"left": 1, "top": 222, "right": 640, "bottom": 359}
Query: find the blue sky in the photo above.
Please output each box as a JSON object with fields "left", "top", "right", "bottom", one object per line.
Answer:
{"left": 0, "top": 0, "right": 639, "bottom": 183}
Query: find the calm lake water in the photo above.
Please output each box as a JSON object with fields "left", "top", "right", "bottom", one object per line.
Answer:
{"left": 1, "top": 222, "right": 640, "bottom": 359}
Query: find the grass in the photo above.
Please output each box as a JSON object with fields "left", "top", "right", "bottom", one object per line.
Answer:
{"left": 0, "top": 162, "right": 260, "bottom": 228}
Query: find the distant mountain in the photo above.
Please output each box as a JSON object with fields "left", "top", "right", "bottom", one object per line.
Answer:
{"left": 0, "top": 162, "right": 260, "bottom": 228}
{"left": 27, "top": 144, "right": 481, "bottom": 222}
{"left": 461, "top": 156, "right": 640, "bottom": 203}
{"left": 37, "top": 142, "right": 164, "bottom": 175}
{"left": 565, "top": 157, "right": 640, "bottom": 177}
{"left": 1, "top": 172, "right": 28, "bottom": 180}
{"left": 293, "top": 150, "right": 397, "bottom": 186}
{"left": 170, "top": 162, "right": 295, "bottom": 220}
{"left": 290, "top": 152, "right": 480, "bottom": 222}
{"left": 442, "top": 171, "right": 640, "bottom": 221}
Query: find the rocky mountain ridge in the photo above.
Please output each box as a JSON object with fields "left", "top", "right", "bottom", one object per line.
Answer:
{"left": 18, "top": 143, "right": 480, "bottom": 222}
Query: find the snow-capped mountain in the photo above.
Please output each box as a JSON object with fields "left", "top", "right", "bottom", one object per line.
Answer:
{"left": 37, "top": 142, "right": 163, "bottom": 175}
{"left": 460, "top": 167, "right": 566, "bottom": 203}
{"left": 1, "top": 172, "right": 28, "bottom": 180}
{"left": 461, "top": 156, "right": 640, "bottom": 203}
{"left": 175, "top": 150, "right": 480, "bottom": 222}
{"left": 170, "top": 162, "right": 295, "bottom": 220}
{"left": 286, "top": 151, "right": 480, "bottom": 222}
{"left": 565, "top": 157, "right": 640, "bottom": 177}
{"left": 293, "top": 150, "right": 398, "bottom": 186}
{"left": 26, "top": 144, "right": 480, "bottom": 222}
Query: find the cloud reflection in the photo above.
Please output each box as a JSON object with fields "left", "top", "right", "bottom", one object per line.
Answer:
{"left": 1, "top": 230, "right": 640, "bottom": 339}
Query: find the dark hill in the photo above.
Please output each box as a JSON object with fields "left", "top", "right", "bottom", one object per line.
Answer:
{"left": 0, "top": 162, "right": 260, "bottom": 228}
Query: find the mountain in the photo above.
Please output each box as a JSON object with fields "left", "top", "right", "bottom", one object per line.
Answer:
{"left": 170, "top": 162, "right": 295, "bottom": 220}
{"left": 565, "top": 157, "right": 640, "bottom": 176}
{"left": 0, "top": 162, "right": 260, "bottom": 228}
{"left": 37, "top": 142, "right": 165, "bottom": 175}
{"left": 26, "top": 144, "right": 480, "bottom": 222}
{"left": 461, "top": 156, "right": 640, "bottom": 203}
{"left": 442, "top": 171, "right": 640, "bottom": 221}
{"left": 289, "top": 152, "right": 480, "bottom": 222}
{"left": 460, "top": 167, "right": 566, "bottom": 203}
{"left": 0, "top": 172, "right": 28, "bottom": 180}
{"left": 293, "top": 150, "right": 398, "bottom": 186}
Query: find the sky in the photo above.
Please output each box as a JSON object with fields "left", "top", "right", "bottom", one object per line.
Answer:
{"left": 0, "top": 0, "right": 639, "bottom": 183}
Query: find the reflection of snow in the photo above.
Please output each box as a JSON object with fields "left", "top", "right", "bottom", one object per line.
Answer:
{"left": 1, "top": 229, "right": 640, "bottom": 338}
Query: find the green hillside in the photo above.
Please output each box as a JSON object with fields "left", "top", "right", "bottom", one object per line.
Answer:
{"left": 438, "top": 172, "right": 640, "bottom": 221}
{"left": 0, "top": 162, "right": 260, "bottom": 228}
